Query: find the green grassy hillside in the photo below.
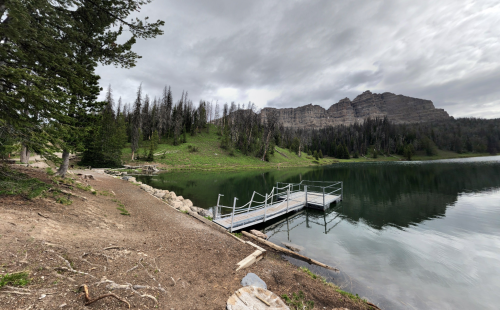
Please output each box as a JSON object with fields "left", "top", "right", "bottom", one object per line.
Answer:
{"left": 120, "top": 125, "right": 493, "bottom": 171}
{"left": 121, "top": 125, "right": 336, "bottom": 171}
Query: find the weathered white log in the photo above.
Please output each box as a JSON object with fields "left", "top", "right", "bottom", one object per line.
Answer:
{"left": 242, "top": 231, "right": 338, "bottom": 271}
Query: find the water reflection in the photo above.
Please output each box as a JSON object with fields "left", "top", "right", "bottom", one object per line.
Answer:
{"left": 137, "top": 156, "right": 500, "bottom": 309}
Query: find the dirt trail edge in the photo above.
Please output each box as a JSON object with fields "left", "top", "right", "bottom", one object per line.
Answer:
{"left": 0, "top": 166, "right": 374, "bottom": 310}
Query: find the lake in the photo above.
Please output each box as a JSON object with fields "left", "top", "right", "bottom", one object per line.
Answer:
{"left": 137, "top": 156, "right": 500, "bottom": 309}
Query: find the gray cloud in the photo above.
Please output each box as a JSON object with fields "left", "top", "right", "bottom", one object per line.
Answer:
{"left": 96, "top": 0, "right": 500, "bottom": 118}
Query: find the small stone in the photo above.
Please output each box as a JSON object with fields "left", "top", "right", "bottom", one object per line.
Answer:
{"left": 59, "top": 303, "right": 67, "bottom": 308}
{"left": 241, "top": 273, "right": 267, "bottom": 289}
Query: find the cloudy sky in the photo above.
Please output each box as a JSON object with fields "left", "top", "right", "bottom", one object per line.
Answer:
{"left": 96, "top": 0, "right": 500, "bottom": 118}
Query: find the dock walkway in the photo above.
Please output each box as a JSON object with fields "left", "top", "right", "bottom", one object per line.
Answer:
{"left": 213, "top": 181, "right": 343, "bottom": 232}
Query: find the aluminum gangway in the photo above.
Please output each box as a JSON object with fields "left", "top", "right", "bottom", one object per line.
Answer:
{"left": 212, "top": 180, "right": 343, "bottom": 232}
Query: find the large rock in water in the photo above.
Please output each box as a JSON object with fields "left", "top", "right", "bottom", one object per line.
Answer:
{"left": 260, "top": 90, "right": 450, "bottom": 129}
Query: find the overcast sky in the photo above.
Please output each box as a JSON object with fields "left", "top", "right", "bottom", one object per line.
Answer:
{"left": 96, "top": 0, "right": 500, "bottom": 118}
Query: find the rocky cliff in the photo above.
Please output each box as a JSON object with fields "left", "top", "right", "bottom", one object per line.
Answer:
{"left": 261, "top": 91, "right": 450, "bottom": 128}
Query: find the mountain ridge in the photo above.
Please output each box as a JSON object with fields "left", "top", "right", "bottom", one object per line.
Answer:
{"left": 261, "top": 90, "right": 451, "bottom": 128}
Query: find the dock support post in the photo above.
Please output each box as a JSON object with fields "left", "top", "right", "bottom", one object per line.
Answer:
{"left": 248, "top": 192, "right": 255, "bottom": 213}
{"left": 305, "top": 185, "right": 308, "bottom": 206}
{"left": 323, "top": 187, "right": 325, "bottom": 210}
{"left": 271, "top": 187, "right": 274, "bottom": 205}
{"left": 230, "top": 197, "right": 237, "bottom": 233}
{"left": 341, "top": 182, "right": 343, "bottom": 201}
{"left": 264, "top": 193, "right": 268, "bottom": 222}
{"left": 286, "top": 188, "right": 290, "bottom": 213}
{"left": 216, "top": 194, "right": 224, "bottom": 219}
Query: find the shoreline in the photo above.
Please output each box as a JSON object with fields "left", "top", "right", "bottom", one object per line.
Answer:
{"left": 114, "top": 152, "right": 496, "bottom": 173}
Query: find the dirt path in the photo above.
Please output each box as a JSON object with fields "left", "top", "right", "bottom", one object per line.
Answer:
{"left": 0, "top": 166, "right": 374, "bottom": 309}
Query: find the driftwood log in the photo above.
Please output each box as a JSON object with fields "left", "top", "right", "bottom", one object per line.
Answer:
{"left": 242, "top": 231, "right": 339, "bottom": 271}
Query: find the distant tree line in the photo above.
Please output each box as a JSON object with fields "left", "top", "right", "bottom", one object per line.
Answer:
{"left": 79, "top": 86, "right": 500, "bottom": 165}
{"left": 279, "top": 117, "right": 500, "bottom": 160}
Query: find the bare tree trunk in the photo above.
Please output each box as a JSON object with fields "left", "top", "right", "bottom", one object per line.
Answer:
{"left": 56, "top": 150, "right": 70, "bottom": 178}
{"left": 131, "top": 150, "right": 135, "bottom": 161}
{"left": 20, "top": 144, "right": 30, "bottom": 164}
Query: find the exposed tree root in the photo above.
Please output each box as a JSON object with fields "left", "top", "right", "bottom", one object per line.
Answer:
{"left": 92, "top": 277, "right": 159, "bottom": 306}
{"left": 82, "top": 284, "right": 130, "bottom": 308}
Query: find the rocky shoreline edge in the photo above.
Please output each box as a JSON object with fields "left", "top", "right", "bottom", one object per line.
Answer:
{"left": 105, "top": 170, "right": 213, "bottom": 219}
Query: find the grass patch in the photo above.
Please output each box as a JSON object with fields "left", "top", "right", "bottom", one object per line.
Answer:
{"left": 180, "top": 210, "right": 189, "bottom": 214}
{"left": 281, "top": 291, "right": 314, "bottom": 310}
{"left": 96, "top": 190, "right": 113, "bottom": 196}
{"left": 204, "top": 215, "right": 213, "bottom": 221}
{"left": 55, "top": 195, "right": 72, "bottom": 205}
{"left": 0, "top": 166, "right": 50, "bottom": 199}
{"left": 232, "top": 232, "right": 242, "bottom": 238}
{"left": 115, "top": 200, "right": 130, "bottom": 216}
{"left": 0, "top": 272, "right": 30, "bottom": 288}
{"left": 46, "top": 167, "right": 55, "bottom": 176}
{"left": 299, "top": 267, "right": 317, "bottom": 279}
{"left": 76, "top": 183, "right": 92, "bottom": 192}
{"left": 298, "top": 266, "right": 371, "bottom": 305}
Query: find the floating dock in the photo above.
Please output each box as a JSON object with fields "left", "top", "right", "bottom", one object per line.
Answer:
{"left": 213, "top": 181, "right": 343, "bottom": 232}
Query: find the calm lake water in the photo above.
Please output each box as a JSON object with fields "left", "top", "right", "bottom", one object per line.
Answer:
{"left": 137, "top": 156, "right": 500, "bottom": 309}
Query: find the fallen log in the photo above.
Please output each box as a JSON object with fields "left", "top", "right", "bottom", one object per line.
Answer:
{"left": 242, "top": 231, "right": 339, "bottom": 271}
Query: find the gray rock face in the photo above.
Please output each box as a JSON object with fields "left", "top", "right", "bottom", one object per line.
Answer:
{"left": 261, "top": 90, "right": 450, "bottom": 129}
{"left": 241, "top": 273, "right": 267, "bottom": 290}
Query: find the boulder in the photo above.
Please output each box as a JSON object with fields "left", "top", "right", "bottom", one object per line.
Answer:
{"left": 183, "top": 199, "right": 193, "bottom": 208}
{"left": 199, "top": 209, "right": 213, "bottom": 218}
{"left": 169, "top": 192, "right": 177, "bottom": 199}
{"left": 190, "top": 206, "right": 203, "bottom": 213}
{"left": 140, "top": 184, "right": 154, "bottom": 193}
{"left": 177, "top": 196, "right": 184, "bottom": 201}
{"left": 169, "top": 200, "right": 183, "bottom": 209}
{"left": 127, "top": 177, "right": 136, "bottom": 183}
{"left": 241, "top": 273, "right": 267, "bottom": 290}
{"left": 179, "top": 205, "right": 191, "bottom": 212}
{"left": 153, "top": 189, "right": 166, "bottom": 199}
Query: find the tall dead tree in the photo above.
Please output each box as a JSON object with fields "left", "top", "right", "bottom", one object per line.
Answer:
{"left": 261, "top": 110, "right": 279, "bottom": 161}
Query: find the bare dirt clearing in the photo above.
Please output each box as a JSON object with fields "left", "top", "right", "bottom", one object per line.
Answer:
{"left": 0, "top": 166, "right": 373, "bottom": 309}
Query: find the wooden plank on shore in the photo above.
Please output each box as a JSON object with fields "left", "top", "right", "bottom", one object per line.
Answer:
{"left": 242, "top": 231, "right": 339, "bottom": 271}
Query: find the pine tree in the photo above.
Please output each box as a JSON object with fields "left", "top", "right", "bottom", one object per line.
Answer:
{"left": 1, "top": 1, "right": 164, "bottom": 177}
{"left": 131, "top": 85, "right": 143, "bottom": 160}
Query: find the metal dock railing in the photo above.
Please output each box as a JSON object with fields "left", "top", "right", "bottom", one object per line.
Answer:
{"left": 213, "top": 180, "right": 343, "bottom": 232}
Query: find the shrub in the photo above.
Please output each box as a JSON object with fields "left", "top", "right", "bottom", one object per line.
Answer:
{"left": 187, "top": 145, "right": 199, "bottom": 153}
